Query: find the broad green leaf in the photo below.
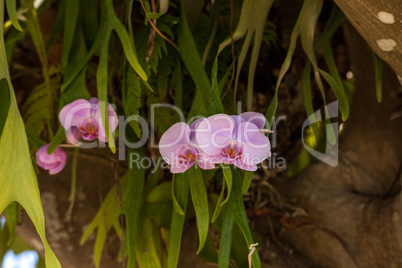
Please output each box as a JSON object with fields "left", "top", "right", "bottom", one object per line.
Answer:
{"left": 188, "top": 166, "right": 209, "bottom": 254}
{"left": 5, "top": 0, "right": 22, "bottom": 31}
{"left": 167, "top": 172, "right": 189, "bottom": 268}
{"left": 229, "top": 167, "right": 261, "bottom": 268}
{"left": 124, "top": 149, "right": 146, "bottom": 268}
{"left": 178, "top": 3, "right": 223, "bottom": 116}
{"left": 0, "top": 77, "right": 10, "bottom": 135}
{"left": 242, "top": 171, "right": 253, "bottom": 194}
{"left": 134, "top": 218, "right": 162, "bottom": 268}
{"left": 62, "top": 0, "right": 79, "bottom": 66}
{"left": 373, "top": 52, "right": 383, "bottom": 103}
{"left": 218, "top": 208, "right": 234, "bottom": 268}
{"left": 0, "top": 1, "right": 60, "bottom": 265}
{"left": 220, "top": 164, "right": 232, "bottom": 207}
{"left": 4, "top": 201, "right": 17, "bottom": 245}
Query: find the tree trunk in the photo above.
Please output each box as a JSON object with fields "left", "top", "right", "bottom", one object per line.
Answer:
{"left": 272, "top": 22, "right": 402, "bottom": 268}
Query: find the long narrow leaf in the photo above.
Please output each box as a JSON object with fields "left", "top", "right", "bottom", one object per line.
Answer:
{"left": 218, "top": 208, "right": 234, "bottom": 268}
{"left": 96, "top": 32, "right": 116, "bottom": 153}
{"left": 178, "top": 3, "right": 223, "bottom": 116}
{"left": 265, "top": 17, "right": 300, "bottom": 126}
{"left": 373, "top": 52, "right": 383, "bottom": 103}
{"left": 229, "top": 168, "right": 261, "bottom": 268}
{"left": 188, "top": 166, "right": 209, "bottom": 254}
{"left": 5, "top": 0, "right": 22, "bottom": 31}
{"left": 62, "top": 0, "right": 79, "bottom": 66}
{"left": 220, "top": 164, "right": 232, "bottom": 207}
{"left": 167, "top": 172, "right": 189, "bottom": 268}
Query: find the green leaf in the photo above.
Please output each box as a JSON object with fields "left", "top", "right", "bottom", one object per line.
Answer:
{"left": 220, "top": 164, "right": 232, "bottom": 207}
{"left": 215, "top": 0, "right": 274, "bottom": 108}
{"left": 321, "top": 42, "right": 349, "bottom": 121}
{"left": 301, "top": 61, "right": 319, "bottom": 140}
{"left": 97, "top": 32, "right": 116, "bottom": 153}
{"left": 178, "top": 3, "right": 223, "bottom": 116}
{"left": 265, "top": 16, "right": 300, "bottom": 126}
{"left": 242, "top": 171, "right": 253, "bottom": 194}
{"left": 47, "top": 126, "right": 66, "bottom": 154}
{"left": 188, "top": 166, "right": 209, "bottom": 254}
{"left": 135, "top": 218, "right": 162, "bottom": 268}
{"left": 112, "top": 17, "right": 147, "bottom": 81}
{"left": 124, "top": 150, "right": 146, "bottom": 268}
{"left": 4, "top": 201, "right": 17, "bottom": 245}
{"left": 0, "top": 1, "right": 60, "bottom": 265}
{"left": 0, "top": 78, "right": 10, "bottom": 136}
{"left": 167, "top": 172, "right": 189, "bottom": 268}
{"left": 373, "top": 52, "right": 383, "bottom": 103}
{"left": 62, "top": 0, "right": 79, "bottom": 66}
{"left": 157, "top": 55, "right": 172, "bottom": 99}
{"left": 5, "top": 0, "right": 22, "bottom": 31}
{"left": 146, "top": 202, "right": 172, "bottom": 229}
{"left": 172, "top": 56, "right": 183, "bottom": 110}
{"left": 122, "top": 63, "right": 142, "bottom": 138}
{"left": 81, "top": 174, "right": 128, "bottom": 267}
{"left": 229, "top": 167, "right": 261, "bottom": 268}
{"left": 218, "top": 208, "right": 234, "bottom": 268}
{"left": 172, "top": 174, "right": 185, "bottom": 215}
{"left": 148, "top": 181, "right": 172, "bottom": 203}
{"left": 147, "top": 12, "right": 163, "bottom": 20}
{"left": 211, "top": 178, "right": 226, "bottom": 223}
{"left": 21, "top": 0, "right": 54, "bottom": 128}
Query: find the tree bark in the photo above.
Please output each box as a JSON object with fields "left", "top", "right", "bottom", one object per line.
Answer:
{"left": 272, "top": 22, "right": 402, "bottom": 268}
{"left": 334, "top": 0, "right": 402, "bottom": 78}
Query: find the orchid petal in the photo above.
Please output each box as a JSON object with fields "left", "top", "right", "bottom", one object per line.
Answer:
{"left": 195, "top": 114, "right": 235, "bottom": 156}
{"left": 236, "top": 122, "right": 271, "bottom": 165}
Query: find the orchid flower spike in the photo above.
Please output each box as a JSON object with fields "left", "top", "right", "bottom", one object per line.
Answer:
{"left": 36, "top": 144, "right": 67, "bottom": 175}
{"left": 59, "top": 98, "right": 118, "bottom": 144}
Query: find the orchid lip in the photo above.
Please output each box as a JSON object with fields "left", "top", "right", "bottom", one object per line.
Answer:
{"left": 175, "top": 145, "right": 196, "bottom": 166}
{"left": 221, "top": 140, "right": 243, "bottom": 161}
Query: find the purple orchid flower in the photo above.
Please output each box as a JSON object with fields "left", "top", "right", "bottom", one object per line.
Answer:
{"left": 194, "top": 113, "right": 271, "bottom": 171}
{"left": 159, "top": 122, "right": 214, "bottom": 173}
{"left": 59, "top": 98, "right": 118, "bottom": 144}
{"left": 36, "top": 144, "right": 67, "bottom": 175}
